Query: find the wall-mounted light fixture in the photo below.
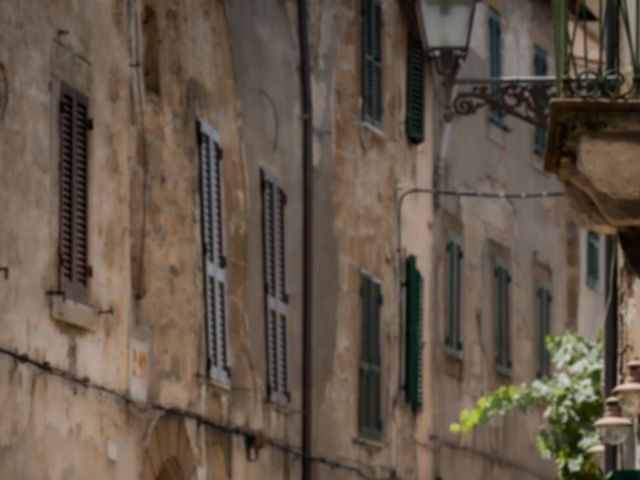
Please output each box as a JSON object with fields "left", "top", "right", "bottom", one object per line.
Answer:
{"left": 594, "top": 396, "right": 632, "bottom": 446}
{"left": 614, "top": 359, "right": 640, "bottom": 416}
{"left": 416, "top": 0, "right": 476, "bottom": 86}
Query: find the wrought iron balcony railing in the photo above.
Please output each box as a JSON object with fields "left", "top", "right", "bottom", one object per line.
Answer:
{"left": 553, "top": 0, "right": 640, "bottom": 98}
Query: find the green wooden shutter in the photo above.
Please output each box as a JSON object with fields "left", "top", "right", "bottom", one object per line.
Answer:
{"left": 59, "top": 83, "right": 90, "bottom": 303}
{"left": 405, "top": 30, "right": 425, "bottom": 144}
{"left": 359, "top": 273, "right": 382, "bottom": 439}
{"left": 495, "top": 260, "right": 511, "bottom": 374}
{"left": 533, "top": 46, "right": 548, "bottom": 156}
{"left": 488, "top": 8, "right": 503, "bottom": 125}
{"left": 405, "top": 256, "right": 423, "bottom": 411}
{"left": 445, "top": 238, "right": 463, "bottom": 354}
{"left": 538, "top": 283, "right": 552, "bottom": 377}
{"left": 362, "top": 0, "right": 383, "bottom": 125}
{"left": 587, "top": 231, "right": 599, "bottom": 288}
{"left": 199, "top": 121, "right": 229, "bottom": 383}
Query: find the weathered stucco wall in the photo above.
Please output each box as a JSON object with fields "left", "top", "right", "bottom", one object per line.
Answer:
{"left": 0, "top": 0, "right": 430, "bottom": 479}
{"left": 0, "top": 0, "right": 246, "bottom": 478}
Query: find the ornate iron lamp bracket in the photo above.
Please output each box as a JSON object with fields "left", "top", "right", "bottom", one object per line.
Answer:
{"left": 449, "top": 76, "right": 556, "bottom": 130}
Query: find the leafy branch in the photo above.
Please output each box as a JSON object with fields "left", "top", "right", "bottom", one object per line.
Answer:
{"left": 450, "top": 332, "right": 603, "bottom": 479}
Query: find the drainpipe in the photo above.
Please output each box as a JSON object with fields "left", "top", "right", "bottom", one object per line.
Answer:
{"left": 296, "top": 0, "right": 314, "bottom": 478}
{"left": 604, "top": 0, "right": 619, "bottom": 473}
{"left": 605, "top": 235, "right": 618, "bottom": 474}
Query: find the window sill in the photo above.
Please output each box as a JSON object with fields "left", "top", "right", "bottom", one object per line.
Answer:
{"left": 487, "top": 118, "right": 507, "bottom": 148}
{"left": 267, "top": 391, "right": 291, "bottom": 410}
{"left": 49, "top": 295, "right": 100, "bottom": 332}
{"left": 197, "top": 372, "right": 231, "bottom": 392}
{"left": 353, "top": 436, "right": 384, "bottom": 453}
{"left": 496, "top": 363, "right": 512, "bottom": 378}
{"left": 445, "top": 346, "right": 464, "bottom": 362}
{"left": 360, "top": 121, "right": 387, "bottom": 140}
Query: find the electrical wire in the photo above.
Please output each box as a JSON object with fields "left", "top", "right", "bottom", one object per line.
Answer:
{"left": 0, "top": 343, "right": 395, "bottom": 480}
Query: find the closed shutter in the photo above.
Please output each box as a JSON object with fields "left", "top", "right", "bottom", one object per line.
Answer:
{"left": 362, "top": 0, "right": 383, "bottom": 125}
{"left": 262, "top": 170, "right": 289, "bottom": 403}
{"left": 199, "top": 121, "right": 229, "bottom": 383}
{"left": 405, "top": 29, "right": 425, "bottom": 144}
{"left": 445, "top": 238, "right": 463, "bottom": 354}
{"left": 587, "top": 231, "right": 599, "bottom": 288}
{"left": 494, "top": 260, "right": 511, "bottom": 374}
{"left": 405, "top": 256, "right": 423, "bottom": 411}
{"left": 358, "top": 273, "right": 382, "bottom": 439}
{"left": 533, "top": 46, "right": 548, "bottom": 156}
{"left": 59, "top": 83, "right": 90, "bottom": 303}
{"left": 538, "top": 283, "right": 552, "bottom": 377}
{"left": 488, "top": 8, "right": 503, "bottom": 125}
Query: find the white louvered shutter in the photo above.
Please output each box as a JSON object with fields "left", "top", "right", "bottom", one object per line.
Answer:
{"left": 199, "top": 121, "right": 229, "bottom": 383}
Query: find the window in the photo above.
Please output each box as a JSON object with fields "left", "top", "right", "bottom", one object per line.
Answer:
{"left": 198, "top": 121, "right": 229, "bottom": 383}
{"left": 405, "top": 256, "right": 423, "bottom": 411}
{"left": 358, "top": 272, "right": 382, "bottom": 439}
{"left": 537, "top": 282, "right": 552, "bottom": 377}
{"left": 533, "top": 45, "right": 548, "bottom": 156}
{"left": 587, "top": 231, "right": 599, "bottom": 288}
{"left": 494, "top": 258, "right": 511, "bottom": 375}
{"left": 262, "top": 170, "right": 289, "bottom": 403}
{"left": 445, "top": 235, "right": 463, "bottom": 357}
{"left": 405, "top": 29, "right": 425, "bottom": 144}
{"left": 59, "top": 83, "right": 91, "bottom": 303}
{"left": 488, "top": 8, "right": 503, "bottom": 125}
{"left": 362, "top": 0, "right": 383, "bottom": 126}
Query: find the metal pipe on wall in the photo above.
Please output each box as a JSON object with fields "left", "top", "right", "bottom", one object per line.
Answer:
{"left": 296, "top": 0, "right": 314, "bottom": 477}
{"left": 605, "top": 235, "right": 619, "bottom": 474}
{"left": 604, "top": 0, "right": 620, "bottom": 473}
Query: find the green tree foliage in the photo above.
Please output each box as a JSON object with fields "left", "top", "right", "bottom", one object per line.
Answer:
{"left": 450, "top": 332, "right": 603, "bottom": 479}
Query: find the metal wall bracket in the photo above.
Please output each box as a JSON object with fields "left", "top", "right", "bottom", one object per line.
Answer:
{"left": 450, "top": 76, "right": 556, "bottom": 130}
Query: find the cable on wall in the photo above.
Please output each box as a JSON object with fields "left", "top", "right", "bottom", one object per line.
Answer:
{"left": 0, "top": 343, "right": 395, "bottom": 480}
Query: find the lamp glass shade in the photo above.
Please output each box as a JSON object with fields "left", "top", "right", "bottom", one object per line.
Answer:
{"left": 614, "top": 383, "right": 640, "bottom": 415}
{"left": 595, "top": 417, "right": 631, "bottom": 445}
{"left": 416, "top": 0, "right": 476, "bottom": 52}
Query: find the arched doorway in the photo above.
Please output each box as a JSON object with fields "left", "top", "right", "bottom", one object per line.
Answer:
{"left": 157, "top": 457, "right": 185, "bottom": 480}
{"left": 141, "top": 416, "right": 196, "bottom": 480}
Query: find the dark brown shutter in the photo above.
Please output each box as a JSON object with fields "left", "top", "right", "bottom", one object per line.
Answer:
{"left": 262, "top": 170, "right": 289, "bottom": 403}
{"left": 199, "top": 121, "right": 229, "bottom": 383}
{"left": 59, "top": 83, "right": 90, "bottom": 303}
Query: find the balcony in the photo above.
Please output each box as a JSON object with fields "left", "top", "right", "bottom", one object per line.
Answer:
{"left": 545, "top": 0, "right": 640, "bottom": 272}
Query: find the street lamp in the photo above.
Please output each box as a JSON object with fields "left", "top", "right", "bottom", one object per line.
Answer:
{"left": 416, "top": 0, "right": 476, "bottom": 84}
{"left": 587, "top": 442, "right": 605, "bottom": 466}
{"left": 613, "top": 359, "right": 640, "bottom": 416}
{"left": 594, "top": 397, "right": 633, "bottom": 446}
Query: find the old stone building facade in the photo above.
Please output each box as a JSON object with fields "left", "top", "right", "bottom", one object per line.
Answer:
{"left": 0, "top": 1, "right": 605, "bottom": 479}
{"left": 0, "top": 0, "right": 427, "bottom": 478}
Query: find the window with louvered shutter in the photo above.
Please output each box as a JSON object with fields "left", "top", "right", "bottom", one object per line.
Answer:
{"left": 198, "top": 121, "right": 229, "bottom": 383}
{"left": 405, "top": 256, "right": 423, "bottom": 412}
{"left": 445, "top": 236, "right": 463, "bottom": 356}
{"left": 587, "top": 231, "right": 599, "bottom": 289}
{"left": 537, "top": 282, "right": 552, "bottom": 377}
{"left": 405, "top": 29, "right": 425, "bottom": 144}
{"left": 358, "top": 272, "right": 382, "bottom": 439}
{"left": 494, "top": 259, "right": 511, "bottom": 375}
{"left": 488, "top": 8, "right": 503, "bottom": 125}
{"left": 533, "top": 46, "right": 548, "bottom": 156}
{"left": 262, "top": 170, "right": 289, "bottom": 404}
{"left": 362, "top": 0, "right": 383, "bottom": 126}
{"left": 59, "top": 83, "right": 90, "bottom": 303}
